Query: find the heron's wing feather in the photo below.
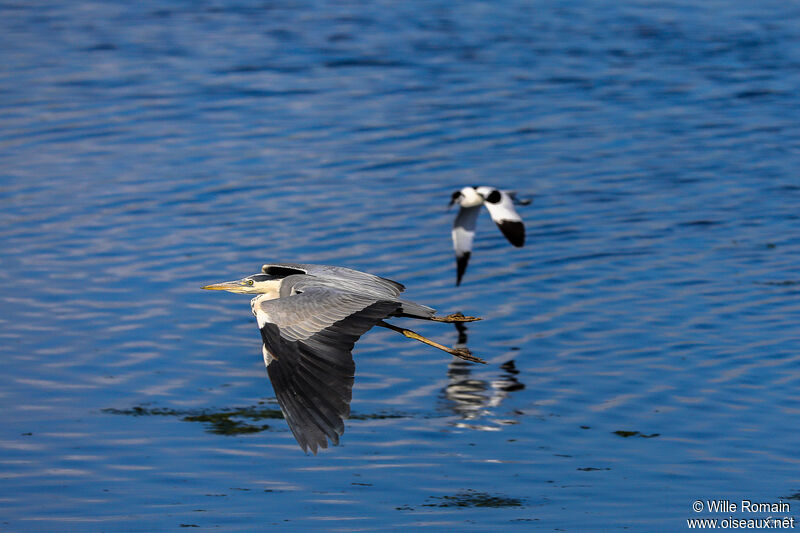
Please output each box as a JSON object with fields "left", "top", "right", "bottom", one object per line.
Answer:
{"left": 480, "top": 189, "right": 525, "bottom": 247}
{"left": 452, "top": 205, "right": 480, "bottom": 286}
{"left": 253, "top": 287, "right": 399, "bottom": 454}
{"left": 262, "top": 263, "right": 405, "bottom": 297}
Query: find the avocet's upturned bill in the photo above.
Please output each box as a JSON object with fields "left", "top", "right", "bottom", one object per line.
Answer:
{"left": 449, "top": 186, "right": 530, "bottom": 286}
{"left": 203, "top": 262, "right": 484, "bottom": 454}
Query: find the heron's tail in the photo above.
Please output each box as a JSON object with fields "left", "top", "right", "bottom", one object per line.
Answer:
{"left": 394, "top": 299, "right": 436, "bottom": 320}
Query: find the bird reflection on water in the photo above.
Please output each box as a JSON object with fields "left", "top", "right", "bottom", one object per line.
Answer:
{"left": 441, "top": 323, "right": 526, "bottom": 430}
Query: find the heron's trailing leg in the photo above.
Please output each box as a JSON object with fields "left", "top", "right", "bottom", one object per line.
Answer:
{"left": 377, "top": 321, "right": 486, "bottom": 364}
{"left": 429, "top": 312, "right": 481, "bottom": 323}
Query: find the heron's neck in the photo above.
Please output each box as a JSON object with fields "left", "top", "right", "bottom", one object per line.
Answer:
{"left": 249, "top": 282, "right": 282, "bottom": 316}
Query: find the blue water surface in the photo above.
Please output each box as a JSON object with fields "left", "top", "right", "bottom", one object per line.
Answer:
{"left": 1, "top": 0, "right": 799, "bottom": 530}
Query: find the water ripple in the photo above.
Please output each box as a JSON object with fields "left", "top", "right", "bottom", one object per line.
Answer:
{"left": 1, "top": 0, "right": 799, "bottom": 530}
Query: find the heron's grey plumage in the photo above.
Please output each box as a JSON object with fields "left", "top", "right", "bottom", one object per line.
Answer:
{"left": 263, "top": 263, "right": 435, "bottom": 320}
{"left": 203, "top": 262, "right": 478, "bottom": 454}
{"left": 256, "top": 284, "right": 399, "bottom": 453}
{"left": 264, "top": 263, "right": 406, "bottom": 298}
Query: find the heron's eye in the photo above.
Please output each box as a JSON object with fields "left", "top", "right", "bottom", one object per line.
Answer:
{"left": 246, "top": 279, "right": 254, "bottom": 286}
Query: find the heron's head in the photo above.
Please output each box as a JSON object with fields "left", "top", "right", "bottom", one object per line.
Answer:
{"left": 202, "top": 273, "right": 282, "bottom": 295}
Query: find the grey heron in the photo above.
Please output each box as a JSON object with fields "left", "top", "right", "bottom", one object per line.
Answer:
{"left": 202, "top": 262, "right": 484, "bottom": 454}
{"left": 449, "top": 186, "right": 530, "bottom": 286}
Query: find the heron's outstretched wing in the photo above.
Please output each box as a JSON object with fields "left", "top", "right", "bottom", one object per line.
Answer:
{"left": 478, "top": 187, "right": 525, "bottom": 248}
{"left": 253, "top": 286, "right": 399, "bottom": 454}
{"left": 452, "top": 205, "right": 481, "bottom": 286}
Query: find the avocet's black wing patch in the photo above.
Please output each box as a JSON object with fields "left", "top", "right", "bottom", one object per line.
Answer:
{"left": 496, "top": 220, "right": 525, "bottom": 247}
{"left": 456, "top": 251, "right": 471, "bottom": 287}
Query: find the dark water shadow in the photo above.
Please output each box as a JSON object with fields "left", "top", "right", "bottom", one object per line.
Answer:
{"left": 102, "top": 404, "right": 283, "bottom": 435}
{"left": 103, "top": 404, "right": 420, "bottom": 436}
{"left": 613, "top": 430, "right": 660, "bottom": 438}
{"left": 398, "top": 489, "right": 527, "bottom": 511}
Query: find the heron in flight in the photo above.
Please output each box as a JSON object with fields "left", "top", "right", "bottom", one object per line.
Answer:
{"left": 449, "top": 186, "right": 530, "bottom": 286}
{"left": 202, "top": 262, "right": 483, "bottom": 454}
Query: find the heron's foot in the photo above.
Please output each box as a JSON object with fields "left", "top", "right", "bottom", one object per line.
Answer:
{"left": 377, "top": 320, "right": 486, "bottom": 363}
{"left": 450, "top": 347, "right": 487, "bottom": 364}
{"left": 431, "top": 312, "right": 482, "bottom": 323}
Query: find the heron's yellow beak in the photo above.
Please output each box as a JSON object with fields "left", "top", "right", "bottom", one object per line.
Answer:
{"left": 201, "top": 279, "right": 249, "bottom": 292}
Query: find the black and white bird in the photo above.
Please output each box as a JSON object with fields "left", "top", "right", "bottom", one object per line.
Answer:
{"left": 203, "top": 262, "right": 483, "bottom": 454}
{"left": 449, "top": 186, "right": 530, "bottom": 286}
